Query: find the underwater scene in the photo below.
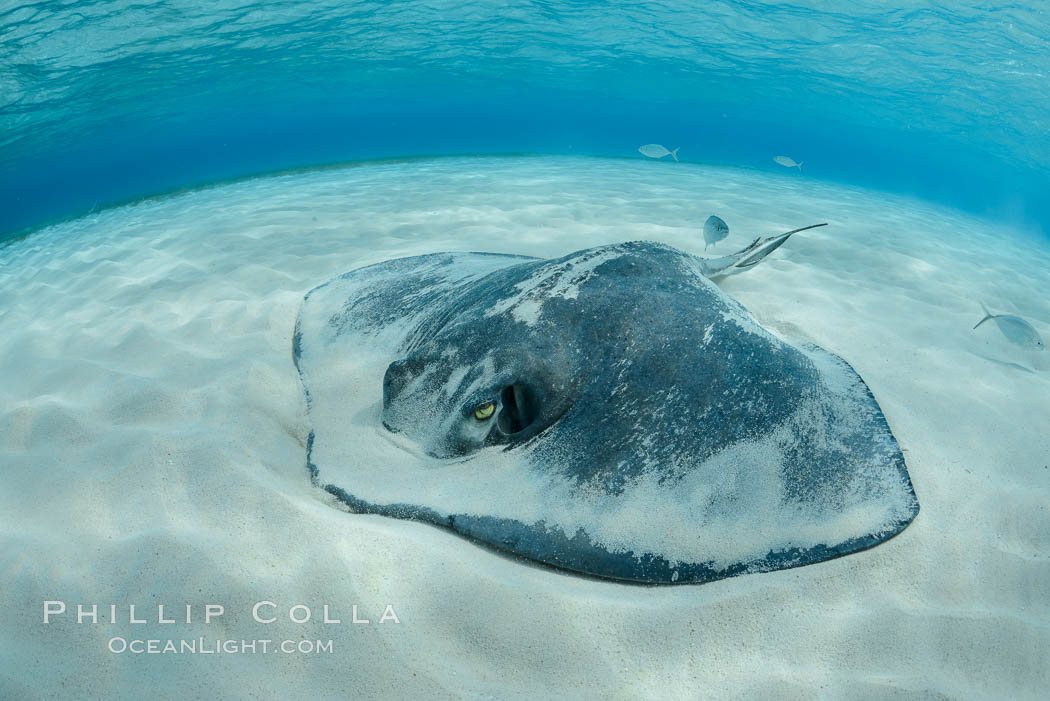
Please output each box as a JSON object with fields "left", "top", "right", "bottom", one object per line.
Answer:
{"left": 1, "top": 2, "right": 1048, "bottom": 699}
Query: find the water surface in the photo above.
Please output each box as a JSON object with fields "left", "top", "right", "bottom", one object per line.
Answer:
{"left": 2, "top": 1, "right": 1048, "bottom": 239}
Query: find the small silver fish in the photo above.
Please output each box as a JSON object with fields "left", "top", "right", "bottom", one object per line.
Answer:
{"left": 973, "top": 302, "right": 1045, "bottom": 350}
{"left": 703, "top": 215, "right": 729, "bottom": 250}
{"left": 638, "top": 144, "right": 679, "bottom": 162}
{"left": 773, "top": 155, "right": 803, "bottom": 172}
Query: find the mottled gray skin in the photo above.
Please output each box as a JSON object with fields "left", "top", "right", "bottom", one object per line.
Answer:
{"left": 297, "top": 236, "right": 917, "bottom": 583}
{"left": 382, "top": 245, "right": 821, "bottom": 494}
{"left": 383, "top": 334, "right": 579, "bottom": 459}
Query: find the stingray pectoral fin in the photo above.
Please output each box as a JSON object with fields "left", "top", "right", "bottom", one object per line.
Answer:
{"left": 448, "top": 514, "right": 710, "bottom": 583}
{"left": 444, "top": 337, "right": 918, "bottom": 585}
{"left": 296, "top": 250, "right": 540, "bottom": 358}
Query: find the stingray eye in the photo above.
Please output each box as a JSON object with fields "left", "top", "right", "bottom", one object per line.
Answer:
{"left": 473, "top": 401, "right": 496, "bottom": 421}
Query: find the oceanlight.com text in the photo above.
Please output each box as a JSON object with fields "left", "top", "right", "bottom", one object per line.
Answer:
{"left": 108, "top": 637, "right": 335, "bottom": 655}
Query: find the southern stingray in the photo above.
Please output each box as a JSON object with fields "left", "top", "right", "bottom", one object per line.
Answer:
{"left": 293, "top": 225, "right": 919, "bottom": 584}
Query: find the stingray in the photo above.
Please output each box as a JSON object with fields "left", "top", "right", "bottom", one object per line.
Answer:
{"left": 294, "top": 225, "right": 919, "bottom": 584}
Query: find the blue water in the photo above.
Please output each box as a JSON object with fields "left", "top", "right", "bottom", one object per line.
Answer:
{"left": 2, "top": 1, "right": 1049, "bottom": 240}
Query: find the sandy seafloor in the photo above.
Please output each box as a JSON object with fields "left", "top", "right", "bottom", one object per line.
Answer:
{"left": 1, "top": 156, "right": 1048, "bottom": 699}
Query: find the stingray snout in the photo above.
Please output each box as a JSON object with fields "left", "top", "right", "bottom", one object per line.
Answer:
{"left": 380, "top": 356, "right": 429, "bottom": 437}
{"left": 382, "top": 356, "right": 424, "bottom": 406}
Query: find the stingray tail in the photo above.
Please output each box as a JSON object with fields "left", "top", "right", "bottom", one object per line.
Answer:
{"left": 671, "top": 147, "right": 679, "bottom": 162}
{"left": 973, "top": 301, "right": 995, "bottom": 330}
{"left": 703, "top": 222, "right": 827, "bottom": 278}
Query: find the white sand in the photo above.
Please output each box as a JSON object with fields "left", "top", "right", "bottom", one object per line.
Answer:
{"left": 1, "top": 156, "right": 1048, "bottom": 699}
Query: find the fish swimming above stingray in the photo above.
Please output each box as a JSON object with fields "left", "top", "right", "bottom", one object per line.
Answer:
{"left": 294, "top": 223, "right": 918, "bottom": 584}
{"left": 638, "top": 144, "right": 679, "bottom": 161}
{"left": 774, "top": 155, "right": 803, "bottom": 172}
{"left": 703, "top": 215, "right": 730, "bottom": 249}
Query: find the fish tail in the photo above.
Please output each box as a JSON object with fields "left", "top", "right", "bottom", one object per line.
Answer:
{"left": 797, "top": 162, "right": 803, "bottom": 173}
{"left": 973, "top": 301, "right": 995, "bottom": 330}
{"left": 671, "top": 147, "right": 679, "bottom": 162}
